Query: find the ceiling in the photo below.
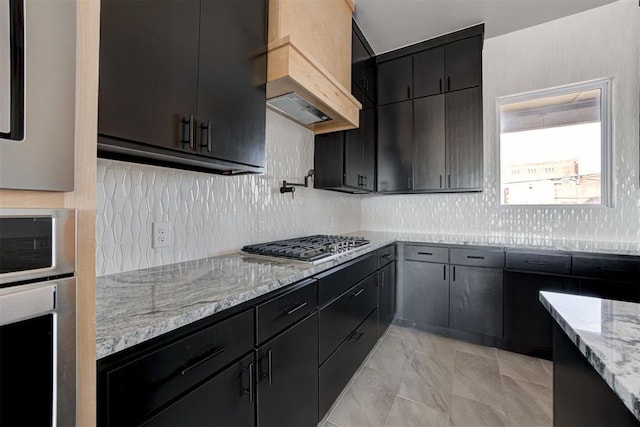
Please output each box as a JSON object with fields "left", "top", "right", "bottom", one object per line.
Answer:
{"left": 353, "top": 0, "right": 619, "bottom": 54}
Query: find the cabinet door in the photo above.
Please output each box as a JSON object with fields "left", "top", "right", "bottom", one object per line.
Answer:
{"left": 314, "top": 131, "right": 345, "bottom": 190}
{"left": 361, "top": 107, "right": 376, "bottom": 191}
{"left": 444, "top": 36, "right": 482, "bottom": 92}
{"left": 403, "top": 261, "right": 449, "bottom": 328}
{"left": 196, "top": 0, "right": 267, "bottom": 167}
{"left": 142, "top": 354, "right": 254, "bottom": 427}
{"left": 98, "top": 0, "right": 200, "bottom": 151}
{"left": 344, "top": 102, "right": 365, "bottom": 189}
{"left": 377, "top": 100, "right": 413, "bottom": 192}
{"left": 413, "top": 95, "right": 445, "bottom": 190}
{"left": 577, "top": 279, "right": 640, "bottom": 303}
{"left": 446, "top": 87, "right": 483, "bottom": 190}
{"left": 413, "top": 47, "right": 445, "bottom": 98}
{"left": 504, "top": 271, "right": 567, "bottom": 356}
{"left": 352, "top": 30, "right": 375, "bottom": 101}
{"left": 450, "top": 266, "right": 503, "bottom": 338}
{"left": 379, "top": 261, "right": 396, "bottom": 336}
{"left": 377, "top": 56, "right": 412, "bottom": 105}
{"left": 257, "top": 314, "right": 318, "bottom": 427}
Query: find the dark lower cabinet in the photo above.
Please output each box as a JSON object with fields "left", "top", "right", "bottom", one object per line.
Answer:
{"left": 143, "top": 354, "right": 254, "bottom": 427}
{"left": 319, "top": 308, "right": 378, "bottom": 418}
{"left": 257, "top": 313, "right": 318, "bottom": 427}
{"left": 379, "top": 261, "right": 396, "bottom": 336}
{"left": 413, "top": 95, "right": 445, "bottom": 190}
{"left": 377, "top": 100, "right": 413, "bottom": 192}
{"left": 577, "top": 278, "right": 640, "bottom": 304}
{"left": 403, "top": 260, "right": 449, "bottom": 328}
{"left": 449, "top": 265, "right": 503, "bottom": 338}
{"left": 504, "top": 271, "right": 568, "bottom": 358}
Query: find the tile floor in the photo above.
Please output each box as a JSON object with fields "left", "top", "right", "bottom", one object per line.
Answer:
{"left": 321, "top": 325, "right": 553, "bottom": 427}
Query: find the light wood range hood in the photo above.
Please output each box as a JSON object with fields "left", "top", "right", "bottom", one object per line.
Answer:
{"left": 267, "top": 0, "right": 362, "bottom": 134}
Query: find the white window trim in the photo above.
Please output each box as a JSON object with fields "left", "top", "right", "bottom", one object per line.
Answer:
{"left": 496, "top": 78, "right": 613, "bottom": 208}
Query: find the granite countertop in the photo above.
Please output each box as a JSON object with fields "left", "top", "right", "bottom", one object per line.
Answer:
{"left": 96, "top": 230, "right": 640, "bottom": 360}
{"left": 540, "top": 291, "right": 640, "bottom": 421}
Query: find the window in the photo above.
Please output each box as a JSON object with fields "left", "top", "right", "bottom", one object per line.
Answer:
{"left": 498, "top": 79, "right": 611, "bottom": 206}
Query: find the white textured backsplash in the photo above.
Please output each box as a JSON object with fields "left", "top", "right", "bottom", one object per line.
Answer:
{"left": 362, "top": 0, "right": 640, "bottom": 242}
{"left": 97, "top": 110, "right": 361, "bottom": 276}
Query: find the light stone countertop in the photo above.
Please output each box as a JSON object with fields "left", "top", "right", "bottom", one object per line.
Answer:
{"left": 96, "top": 230, "right": 640, "bottom": 360}
{"left": 540, "top": 291, "right": 640, "bottom": 421}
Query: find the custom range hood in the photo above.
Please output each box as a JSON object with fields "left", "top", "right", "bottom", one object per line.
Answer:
{"left": 266, "top": 0, "right": 361, "bottom": 134}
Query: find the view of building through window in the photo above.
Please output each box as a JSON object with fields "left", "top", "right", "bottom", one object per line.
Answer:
{"left": 499, "top": 86, "right": 605, "bottom": 206}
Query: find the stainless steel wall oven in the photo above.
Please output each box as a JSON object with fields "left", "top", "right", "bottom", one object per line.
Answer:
{"left": 0, "top": 209, "right": 76, "bottom": 427}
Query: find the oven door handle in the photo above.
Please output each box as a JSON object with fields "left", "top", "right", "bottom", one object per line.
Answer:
{"left": 0, "top": 284, "right": 56, "bottom": 326}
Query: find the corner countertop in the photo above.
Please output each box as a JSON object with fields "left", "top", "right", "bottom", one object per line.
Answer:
{"left": 540, "top": 291, "right": 640, "bottom": 421}
{"left": 96, "top": 230, "right": 640, "bottom": 360}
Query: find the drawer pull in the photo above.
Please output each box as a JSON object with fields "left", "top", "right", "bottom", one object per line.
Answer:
{"left": 598, "top": 266, "right": 627, "bottom": 273}
{"left": 181, "top": 346, "right": 225, "bottom": 375}
{"left": 268, "top": 349, "right": 273, "bottom": 386}
{"left": 348, "top": 331, "right": 364, "bottom": 342}
{"left": 352, "top": 288, "right": 365, "bottom": 298}
{"left": 284, "top": 301, "right": 308, "bottom": 315}
{"left": 417, "top": 252, "right": 433, "bottom": 256}
{"left": 467, "top": 255, "right": 485, "bottom": 260}
{"left": 524, "top": 260, "right": 547, "bottom": 265}
{"left": 382, "top": 253, "right": 392, "bottom": 259}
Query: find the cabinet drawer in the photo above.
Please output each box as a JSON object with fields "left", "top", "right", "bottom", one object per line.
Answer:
{"left": 316, "top": 252, "right": 378, "bottom": 306}
{"left": 319, "top": 274, "right": 378, "bottom": 363}
{"left": 505, "top": 251, "right": 571, "bottom": 275}
{"left": 104, "top": 310, "right": 254, "bottom": 426}
{"left": 378, "top": 244, "right": 396, "bottom": 267}
{"left": 404, "top": 245, "right": 448, "bottom": 263}
{"left": 319, "top": 308, "right": 378, "bottom": 418}
{"left": 572, "top": 255, "right": 640, "bottom": 282}
{"left": 450, "top": 248, "right": 504, "bottom": 268}
{"left": 256, "top": 279, "right": 317, "bottom": 344}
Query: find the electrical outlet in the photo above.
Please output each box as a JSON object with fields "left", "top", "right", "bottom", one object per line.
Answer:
{"left": 152, "top": 222, "right": 172, "bottom": 249}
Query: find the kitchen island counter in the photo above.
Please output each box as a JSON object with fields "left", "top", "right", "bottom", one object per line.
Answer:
{"left": 540, "top": 291, "right": 640, "bottom": 424}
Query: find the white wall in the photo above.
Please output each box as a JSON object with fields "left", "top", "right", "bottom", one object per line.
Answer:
{"left": 362, "top": 0, "right": 640, "bottom": 241}
{"left": 96, "top": 110, "right": 361, "bottom": 276}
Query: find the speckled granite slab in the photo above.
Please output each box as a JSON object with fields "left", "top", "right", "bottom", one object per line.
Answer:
{"left": 96, "top": 235, "right": 395, "bottom": 359}
{"left": 540, "top": 291, "right": 640, "bottom": 421}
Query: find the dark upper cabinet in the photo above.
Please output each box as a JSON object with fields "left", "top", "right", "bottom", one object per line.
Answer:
{"left": 98, "top": 0, "right": 200, "bottom": 153}
{"left": 314, "top": 23, "right": 376, "bottom": 194}
{"left": 413, "top": 46, "right": 445, "bottom": 98}
{"left": 377, "top": 56, "right": 412, "bottom": 105}
{"left": 352, "top": 27, "right": 376, "bottom": 104}
{"left": 377, "top": 100, "right": 413, "bottom": 192}
{"left": 195, "top": 0, "right": 266, "bottom": 167}
{"left": 413, "top": 95, "right": 446, "bottom": 190}
{"left": 446, "top": 87, "right": 483, "bottom": 190}
{"left": 445, "top": 36, "right": 483, "bottom": 92}
{"left": 98, "top": 0, "right": 267, "bottom": 174}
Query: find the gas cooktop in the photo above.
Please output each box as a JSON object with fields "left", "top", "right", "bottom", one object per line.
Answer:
{"left": 241, "top": 235, "right": 370, "bottom": 264}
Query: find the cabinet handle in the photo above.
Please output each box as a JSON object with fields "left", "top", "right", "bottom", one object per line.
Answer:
{"left": 407, "top": 85, "right": 411, "bottom": 99}
{"left": 381, "top": 271, "right": 385, "bottom": 288}
{"left": 525, "top": 260, "right": 547, "bottom": 265}
{"left": 417, "top": 252, "right": 433, "bottom": 256}
{"left": 382, "top": 253, "right": 392, "bottom": 259}
{"left": 199, "top": 120, "right": 212, "bottom": 152}
{"left": 447, "top": 76, "right": 451, "bottom": 91}
{"left": 364, "top": 175, "right": 368, "bottom": 187}
{"left": 467, "top": 255, "right": 485, "bottom": 260}
{"left": 180, "top": 346, "right": 225, "bottom": 375}
{"left": 440, "top": 175, "right": 443, "bottom": 188}
{"left": 284, "top": 301, "right": 308, "bottom": 315}
{"left": 453, "top": 265, "right": 456, "bottom": 282}
{"left": 352, "top": 288, "right": 365, "bottom": 298}
{"left": 598, "top": 266, "right": 627, "bottom": 273}
{"left": 443, "top": 264, "right": 446, "bottom": 280}
{"left": 439, "top": 78, "right": 442, "bottom": 93}
{"left": 241, "top": 362, "right": 254, "bottom": 403}
{"left": 180, "top": 115, "right": 195, "bottom": 149}
{"left": 348, "top": 331, "right": 364, "bottom": 342}
{"left": 448, "top": 174, "right": 451, "bottom": 188}
{"left": 268, "top": 349, "right": 273, "bottom": 386}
